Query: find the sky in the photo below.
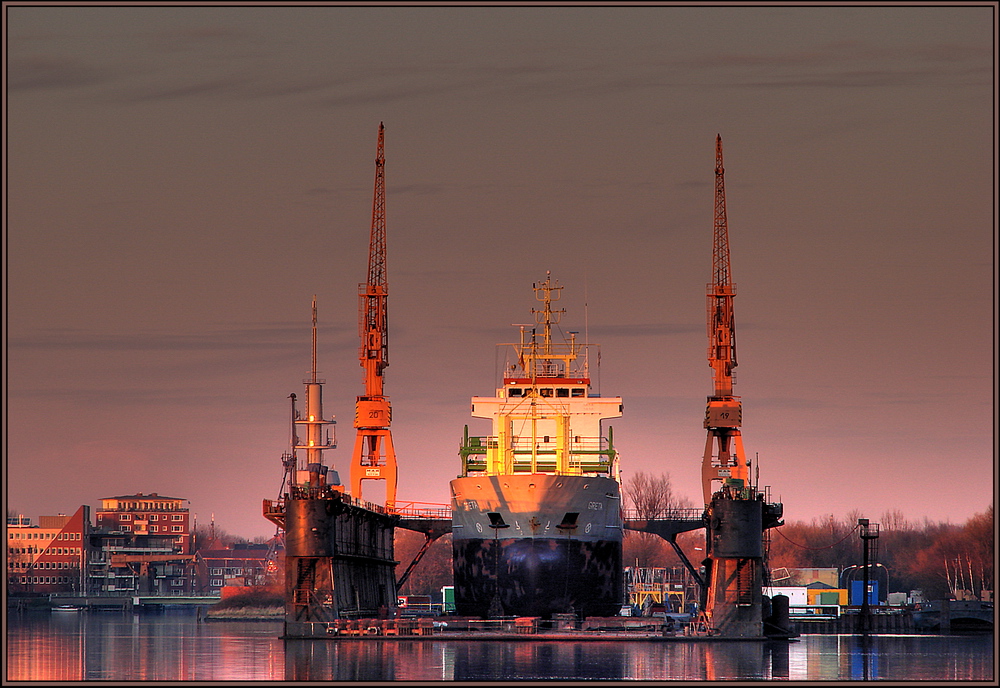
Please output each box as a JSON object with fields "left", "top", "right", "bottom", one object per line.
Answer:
{"left": 5, "top": 3, "right": 996, "bottom": 541}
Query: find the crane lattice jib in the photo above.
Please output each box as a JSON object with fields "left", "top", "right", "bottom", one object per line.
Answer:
{"left": 712, "top": 134, "right": 732, "bottom": 290}
{"left": 360, "top": 122, "right": 388, "bottom": 384}
{"left": 708, "top": 134, "right": 737, "bottom": 390}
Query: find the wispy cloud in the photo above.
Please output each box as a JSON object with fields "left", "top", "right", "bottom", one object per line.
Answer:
{"left": 7, "top": 324, "right": 353, "bottom": 352}
{"left": 7, "top": 56, "right": 106, "bottom": 90}
{"left": 586, "top": 323, "right": 701, "bottom": 338}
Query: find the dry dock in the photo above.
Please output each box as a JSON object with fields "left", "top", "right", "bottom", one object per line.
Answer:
{"left": 281, "top": 615, "right": 790, "bottom": 641}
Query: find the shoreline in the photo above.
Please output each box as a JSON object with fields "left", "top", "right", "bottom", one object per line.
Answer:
{"left": 204, "top": 606, "right": 283, "bottom": 621}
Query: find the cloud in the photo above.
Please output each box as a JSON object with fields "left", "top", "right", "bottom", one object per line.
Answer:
{"left": 6, "top": 56, "right": 106, "bottom": 91}
{"left": 587, "top": 323, "right": 701, "bottom": 338}
{"left": 7, "top": 324, "right": 352, "bottom": 352}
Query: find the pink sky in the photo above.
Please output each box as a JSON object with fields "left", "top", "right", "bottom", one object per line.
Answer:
{"left": 6, "top": 4, "right": 994, "bottom": 539}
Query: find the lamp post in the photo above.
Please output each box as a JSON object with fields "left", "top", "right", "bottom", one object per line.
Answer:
{"left": 856, "top": 519, "right": 880, "bottom": 635}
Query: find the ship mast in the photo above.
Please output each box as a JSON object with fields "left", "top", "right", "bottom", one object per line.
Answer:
{"left": 293, "top": 296, "right": 337, "bottom": 494}
{"left": 349, "top": 122, "right": 397, "bottom": 509}
{"left": 701, "top": 135, "right": 749, "bottom": 505}
{"left": 516, "top": 272, "right": 581, "bottom": 380}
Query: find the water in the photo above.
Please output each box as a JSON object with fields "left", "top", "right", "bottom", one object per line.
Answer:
{"left": 6, "top": 608, "right": 994, "bottom": 682}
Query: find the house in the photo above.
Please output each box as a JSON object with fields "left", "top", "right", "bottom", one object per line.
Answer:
{"left": 196, "top": 542, "right": 282, "bottom": 597}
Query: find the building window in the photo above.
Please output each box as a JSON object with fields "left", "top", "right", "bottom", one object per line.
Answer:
{"left": 210, "top": 568, "right": 223, "bottom": 575}
{"left": 150, "top": 526, "right": 158, "bottom": 533}
{"left": 171, "top": 526, "right": 182, "bottom": 533}
{"left": 171, "top": 515, "right": 184, "bottom": 522}
{"left": 121, "top": 525, "right": 132, "bottom": 532}
{"left": 149, "top": 514, "right": 158, "bottom": 521}
{"left": 211, "top": 579, "right": 223, "bottom": 587}
{"left": 120, "top": 514, "right": 132, "bottom": 521}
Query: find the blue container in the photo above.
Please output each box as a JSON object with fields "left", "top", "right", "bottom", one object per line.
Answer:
{"left": 849, "top": 580, "right": 879, "bottom": 605}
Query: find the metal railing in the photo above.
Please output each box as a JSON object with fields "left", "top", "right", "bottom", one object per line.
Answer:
{"left": 621, "top": 508, "right": 706, "bottom": 522}
{"left": 391, "top": 502, "right": 452, "bottom": 520}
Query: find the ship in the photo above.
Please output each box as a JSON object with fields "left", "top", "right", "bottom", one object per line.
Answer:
{"left": 450, "top": 273, "right": 624, "bottom": 619}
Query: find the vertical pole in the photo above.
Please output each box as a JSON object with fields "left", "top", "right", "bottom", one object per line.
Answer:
{"left": 860, "top": 526, "right": 870, "bottom": 634}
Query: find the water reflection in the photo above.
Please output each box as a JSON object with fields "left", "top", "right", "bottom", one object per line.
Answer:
{"left": 7, "top": 610, "right": 285, "bottom": 682}
{"left": 284, "top": 639, "right": 452, "bottom": 682}
{"left": 7, "top": 609, "right": 86, "bottom": 682}
{"left": 6, "top": 610, "right": 994, "bottom": 682}
{"left": 284, "top": 637, "right": 786, "bottom": 681}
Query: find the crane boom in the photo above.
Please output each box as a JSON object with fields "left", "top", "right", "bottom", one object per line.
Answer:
{"left": 709, "top": 134, "right": 737, "bottom": 396}
{"left": 350, "top": 122, "right": 397, "bottom": 509}
{"left": 362, "top": 122, "right": 388, "bottom": 391}
{"left": 701, "top": 134, "right": 749, "bottom": 505}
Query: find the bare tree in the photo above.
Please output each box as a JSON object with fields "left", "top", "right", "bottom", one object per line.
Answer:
{"left": 880, "top": 509, "right": 910, "bottom": 532}
{"left": 623, "top": 471, "right": 692, "bottom": 518}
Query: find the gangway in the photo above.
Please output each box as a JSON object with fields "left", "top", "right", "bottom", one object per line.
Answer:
{"left": 388, "top": 501, "right": 452, "bottom": 590}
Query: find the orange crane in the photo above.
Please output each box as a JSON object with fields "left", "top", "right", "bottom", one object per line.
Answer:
{"left": 349, "top": 122, "right": 397, "bottom": 509}
{"left": 701, "top": 134, "right": 749, "bottom": 505}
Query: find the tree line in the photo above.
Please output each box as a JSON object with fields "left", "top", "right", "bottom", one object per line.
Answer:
{"left": 393, "top": 472, "right": 993, "bottom": 602}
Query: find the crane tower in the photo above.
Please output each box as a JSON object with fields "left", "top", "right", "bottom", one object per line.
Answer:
{"left": 696, "top": 135, "right": 785, "bottom": 639}
{"left": 349, "top": 122, "right": 398, "bottom": 509}
{"left": 701, "top": 134, "right": 750, "bottom": 506}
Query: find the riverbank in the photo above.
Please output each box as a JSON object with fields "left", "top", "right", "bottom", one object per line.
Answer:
{"left": 204, "top": 605, "right": 283, "bottom": 621}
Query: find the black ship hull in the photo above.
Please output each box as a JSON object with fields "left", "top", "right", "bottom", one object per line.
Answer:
{"left": 453, "top": 536, "right": 622, "bottom": 619}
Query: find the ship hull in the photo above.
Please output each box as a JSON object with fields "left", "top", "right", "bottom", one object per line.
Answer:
{"left": 450, "top": 473, "right": 623, "bottom": 619}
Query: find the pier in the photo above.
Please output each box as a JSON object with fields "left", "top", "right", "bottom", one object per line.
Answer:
{"left": 45, "top": 594, "right": 220, "bottom": 611}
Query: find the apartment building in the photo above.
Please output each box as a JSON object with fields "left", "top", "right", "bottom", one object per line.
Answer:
{"left": 6, "top": 506, "right": 90, "bottom": 594}
{"left": 87, "top": 492, "right": 196, "bottom": 595}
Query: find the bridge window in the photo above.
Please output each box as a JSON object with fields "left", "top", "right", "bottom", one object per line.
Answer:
{"left": 571, "top": 389, "right": 585, "bottom": 397}
{"left": 556, "top": 388, "right": 569, "bottom": 397}
{"left": 539, "top": 388, "right": 553, "bottom": 397}
{"left": 508, "top": 388, "right": 523, "bottom": 397}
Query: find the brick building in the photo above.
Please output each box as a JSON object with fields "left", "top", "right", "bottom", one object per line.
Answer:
{"left": 6, "top": 506, "right": 90, "bottom": 594}
{"left": 87, "top": 492, "right": 197, "bottom": 595}
{"left": 197, "top": 541, "right": 283, "bottom": 597}
{"left": 94, "top": 492, "right": 192, "bottom": 553}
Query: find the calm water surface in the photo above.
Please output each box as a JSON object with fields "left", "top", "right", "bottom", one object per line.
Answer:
{"left": 6, "top": 608, "right": 995, "bottom": 682}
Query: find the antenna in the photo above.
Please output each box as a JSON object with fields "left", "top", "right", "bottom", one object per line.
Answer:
{"left": 584, "top": 272, "right": 590, "bottom": 378}
{"left": 310, "top": 295, "right": 318, "bottom": 383}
